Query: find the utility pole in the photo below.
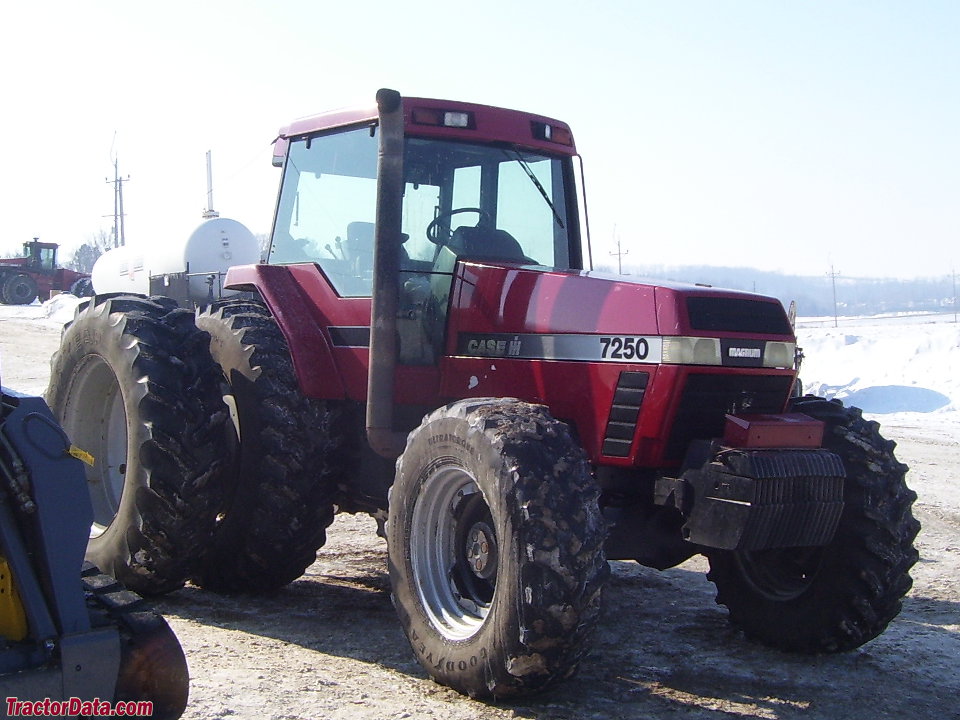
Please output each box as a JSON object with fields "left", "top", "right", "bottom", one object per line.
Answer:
{"left": 106, "top": 158, "right": 130, "bottom": 247}
{"left": 953, "top": 268, "right": 957, "bottom": 324}
{"left": 609, "top": 226, "right": 628, "bottom": 275}
{"left": 827, "top": 265, "right": 840, "bottom": 328}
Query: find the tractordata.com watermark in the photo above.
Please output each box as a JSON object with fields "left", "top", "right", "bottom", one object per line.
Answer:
{"left": 5, "top": 697, "right": 154, "bottom": 717}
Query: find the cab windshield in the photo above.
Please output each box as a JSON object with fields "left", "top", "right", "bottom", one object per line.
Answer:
{"left": 268, "top": 125, "right": 579, "bottom": 297}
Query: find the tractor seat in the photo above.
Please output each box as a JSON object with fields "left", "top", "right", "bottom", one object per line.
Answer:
{"left": 447, "top": 225, "right": 530, "bottom": 264}
{"left": 347, "top": 220, "right": 415, "bottom": 271}
{"left": 345, "top": 221, "right": 375, "bottom": 275}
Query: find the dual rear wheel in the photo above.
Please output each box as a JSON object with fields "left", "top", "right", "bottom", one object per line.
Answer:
{"left": 46, "top": 295, "right": 346, "bottom": 595}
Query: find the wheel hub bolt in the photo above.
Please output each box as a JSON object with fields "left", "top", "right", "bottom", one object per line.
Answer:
{"left": 467, "top": 529, "right": 489, "bottom": 571}
{"left": 465, "top": 522, "right": 497, "bottom": 580}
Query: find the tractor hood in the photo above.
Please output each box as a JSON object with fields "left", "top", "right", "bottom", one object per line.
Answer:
{"left": 447, "top": 262, "right": 796, "bottom": 344}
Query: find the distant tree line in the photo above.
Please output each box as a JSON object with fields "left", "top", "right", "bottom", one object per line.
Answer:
{"left": 64, "top": 230, "right": 113, "bottom": 274}
{"left": 598, "top": 263, "right": 958, "bottom": 318}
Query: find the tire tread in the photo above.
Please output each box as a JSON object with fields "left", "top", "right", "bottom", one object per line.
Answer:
{"left": 46, "top": 294, "right": 230, "bottom": 595}
{"left": 707, "top": 395, "right": 919, "bottom": 652}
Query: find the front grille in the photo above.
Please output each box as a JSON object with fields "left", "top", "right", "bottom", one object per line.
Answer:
{"left": 686, "top": 297, "right": 793, "bottom": 335}
{"left": 602, "top": 371, "right": 648, "bottom": 457}
{"left": 665, "top": 373, "right": 793, "bottom": 461}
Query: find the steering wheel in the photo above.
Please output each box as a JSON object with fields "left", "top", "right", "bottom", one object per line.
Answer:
{"left": 426, "top": 207, "right": 492, "bottom": 245}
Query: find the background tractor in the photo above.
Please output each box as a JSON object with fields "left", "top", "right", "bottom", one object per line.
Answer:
{"left": 0, "top": 240, "right": 92, "bottom": 305}
{"left": 45, "top": 89, "right": 919, "bottom": 700}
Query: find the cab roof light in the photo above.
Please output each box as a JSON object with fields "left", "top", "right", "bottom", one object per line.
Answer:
{"left": 443, "top": 111, "right": 472, "bottom": 128}
{"left": 531, "top": 121, "right": 573, "bottom": 146}
{"left": 411, "top": 107, "right": 475, "bottom": 129}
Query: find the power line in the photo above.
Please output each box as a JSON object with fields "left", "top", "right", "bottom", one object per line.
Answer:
{"left": 609, "top": 227, "right": 629, "bottom": 275}
{"left": 105, "top": 158, "right": 130, "bottom": 247}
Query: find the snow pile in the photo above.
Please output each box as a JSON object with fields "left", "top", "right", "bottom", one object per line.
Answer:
{"left": 0, "top": 293, "right": 81, "bottom": 325}
{"left": 41, "top": 293, "right": 82, "bottom": 324}
{"left": 797, "top": 317, "right": 960, "bottom": 417}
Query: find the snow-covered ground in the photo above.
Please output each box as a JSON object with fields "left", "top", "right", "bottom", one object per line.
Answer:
{"left": 0, "top": 294, "right": 81, "bottom": 394}
{"left": 798, "top": 314, "right": 959, "bottom": 411}
{"left": 796, "top": 313, "right": 960, "bottom": 446}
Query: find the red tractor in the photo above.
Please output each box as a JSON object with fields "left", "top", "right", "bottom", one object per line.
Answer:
{"left": 0, "top": 239, "right": 92, "bottom": 305}
{"left": 46, "top": 90, "right": 919, "bottom": 699}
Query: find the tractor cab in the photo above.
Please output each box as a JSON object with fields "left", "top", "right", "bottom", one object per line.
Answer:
{"left": 23, "top": 240, "right": 58, "bottom": 273}
{"left": 265, "top": 98, "right": 585, "bottom": 368}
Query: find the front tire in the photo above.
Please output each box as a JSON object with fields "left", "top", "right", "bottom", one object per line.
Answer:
{"left": 706, "top": 396, "right": 920, "bottom": 652}
{"left": 388, "top": 399, "right": 608, "bottom": 699}
{"left": 45, "top": 295, "right": 231, "bottom": 595}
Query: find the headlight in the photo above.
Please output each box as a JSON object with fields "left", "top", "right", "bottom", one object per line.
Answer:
{"left": 662, "top": 337, "right": 722, "bottom": 365}
{"left": 661, "top": 337, "right": 795, "bottom": 368}
{"left": 763, "top": 341, "right": 796, "bottom": 369}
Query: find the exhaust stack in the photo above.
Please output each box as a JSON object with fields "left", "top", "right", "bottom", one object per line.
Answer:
{"left": 366, "top": 88, "right": 408, "bottom": 458}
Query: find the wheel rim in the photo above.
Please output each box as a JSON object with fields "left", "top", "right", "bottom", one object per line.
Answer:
{"left": 734, "top": 546, "right": 826, "bottom": 601}
{"left": 410, "top": 465, "right": 497, "bottom": 641}
{"left": 63, "top": 356, "right": 129, "bottom": 537}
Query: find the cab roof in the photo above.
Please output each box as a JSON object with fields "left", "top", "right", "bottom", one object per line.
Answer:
{"left": 275, "top": 96, "right": 577, "bottom": 157}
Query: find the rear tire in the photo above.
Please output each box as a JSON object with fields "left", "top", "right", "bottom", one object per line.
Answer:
{"left": 2, "top": 273, "right": 38, "bottom": 305}
{"left": 45, "top": 295, "right": 231, "bottom": 595}
{"left": 69, "top": 277, "right": 95, "bottom": 297}
{"left": 388, "top": 399, "right": 608, "bottom": 699}
{"left": 192, "top": 298, "right": 344, "bottom": 593}
{"left": 706, "top": 396, "right": 920, "bottom": 652}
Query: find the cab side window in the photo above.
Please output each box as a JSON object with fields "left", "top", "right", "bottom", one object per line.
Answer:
{"left": 269, "top": 127, "right": 379, "bottom": 297}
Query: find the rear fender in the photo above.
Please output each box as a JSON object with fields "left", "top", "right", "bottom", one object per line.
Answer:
{"left": 224, "top": 264, "right": 346, "bottom": 399}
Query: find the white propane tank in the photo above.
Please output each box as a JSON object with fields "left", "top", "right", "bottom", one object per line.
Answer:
{"left": 153, "top": 217, "right": 260, "bottom": 302}
{"left": 90, "top": 245, "right": 149, "bottom": 296}
{"left": 91, "top": 217, "right": 260, "bottom": 304}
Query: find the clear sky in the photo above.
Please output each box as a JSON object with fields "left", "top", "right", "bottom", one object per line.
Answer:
{"left": 2, "top": 0, "right": 957, "bottom": 279}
